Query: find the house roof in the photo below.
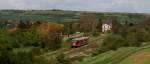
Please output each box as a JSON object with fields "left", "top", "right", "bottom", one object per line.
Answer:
{"left": 101, "top": 19, "right": 113, "bottom": 25}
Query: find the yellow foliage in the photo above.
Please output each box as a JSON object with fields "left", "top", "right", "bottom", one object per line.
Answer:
{"left": 37, "top": 22, "right": 63, "bottom": 38}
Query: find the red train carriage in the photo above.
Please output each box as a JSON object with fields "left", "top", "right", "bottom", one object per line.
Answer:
{"left": 71, "top": 37, "right": 89, "bottom": 47}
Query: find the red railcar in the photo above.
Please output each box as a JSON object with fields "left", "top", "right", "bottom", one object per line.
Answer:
{"left": 7, "top": 27, "right": 17, "bottom": 32}
{"left": 71, "top": 37, "right": 89, "bottom": 47}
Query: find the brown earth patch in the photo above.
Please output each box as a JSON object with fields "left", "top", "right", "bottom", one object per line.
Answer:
{"left": 129, "top": 50, "right": 150, "bottom": 64}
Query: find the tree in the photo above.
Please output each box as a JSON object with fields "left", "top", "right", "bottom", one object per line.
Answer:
{"left": 0, "top": 29, "right": 19, "bottom": 48}
{"left": 62, "top": 22, "right": 75, "bottom": 35}
{"left": 0, "top": 48, "right": 50, "bottom": 64}
{"left": 37, "top": 22, "right": 63, "bottom": 50}
{"left": 126, "top": 28, "right": 150, "bottom": 46}
{"left": 18, "top": 20, "right": 31, "bottom": 29}
{"left": 15, "top": 28, "right": 42, "bottom": 47}
{"left": 77, "top": 13, "right": 98, "bottom": 32}
{"left": 102, "top": 35, "right": 125, "bottom": 50}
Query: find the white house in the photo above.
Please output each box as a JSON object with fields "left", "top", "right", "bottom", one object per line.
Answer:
{"left": 102, "top": 24, "right": 112, "bottom": 32}
{"left": 101, "top": 19, "right": 113, "bottom": 33}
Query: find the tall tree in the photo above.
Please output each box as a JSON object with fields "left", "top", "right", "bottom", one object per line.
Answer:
{"left": 37, "top": 22, "right": 63, "bottom": 50}
{"left": 78, "top": 13, "right": 98, "bottom": 32}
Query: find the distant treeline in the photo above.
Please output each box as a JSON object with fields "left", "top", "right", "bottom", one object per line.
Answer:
{"left": 0, "top": 10, "right": 146, "bottom": 24}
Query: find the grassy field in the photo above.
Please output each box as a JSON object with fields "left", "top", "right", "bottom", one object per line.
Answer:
{"left": 13, "top": 47, "right": 33, "bottom": 53}
{"left": 78, "top": 47, "right": 149, "bottom": 64}
{"left": 118, "top": 48, "right": 150, "bottom": 64}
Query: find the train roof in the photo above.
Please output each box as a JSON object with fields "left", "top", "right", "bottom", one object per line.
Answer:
{"left": 72, "top": 37, "right": 89, "bottom": 41}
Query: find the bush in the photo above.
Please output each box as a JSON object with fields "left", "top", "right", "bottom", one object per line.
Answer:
{"left": 91, "top": 32, "right": 100, "bottom": 37}
{"left": 0, "top": 27, "right": 62, "bottom": 51}
{"left": 91, "top": 49, "right": 100, "bottom": 57}
{"left": 126, "top": 33, "right": 141, "bottom": 47}
{"left": 56, "top": 53, "right": 71, "bottom": 64}
{"left": 102, "top": 35, "right": 125, "bottom": 50}
{"left": 15, "top": 29, "right": 42, "bottom": 47}
{"left": 0, "top": 48, "right": 50, "bottom": 64}
{"left": 30, "top": 47, "right": 44, "bottom": 55}
{"left": 0, "top": 29, "right": 19, "bottom": 48}
{"left": 126, "top": 30, "right": 150, "bottom": 47}
{"left": 0, "top": 28, "right": 43, "bottom": 48}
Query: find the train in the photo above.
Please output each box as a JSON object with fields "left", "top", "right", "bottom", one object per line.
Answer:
{"left": 70, "top": 37, "right": 89, "bottom": 48}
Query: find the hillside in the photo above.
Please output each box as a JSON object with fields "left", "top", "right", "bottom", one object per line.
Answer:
{"left": 78, "top": 46, "right": 150, "bottom": 64}
{"left": 0, "top": 10, "right": 146, "bottom": 24}
{"left": 119, "top": 47, "right": 150, "bottom": 64}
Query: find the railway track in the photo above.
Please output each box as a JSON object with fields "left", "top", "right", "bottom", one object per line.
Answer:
{"left": 43, "top": 34, "right": 106, "bottom": 58}
{"left": 64, "top": 36, "right": 104, "bottom": 56}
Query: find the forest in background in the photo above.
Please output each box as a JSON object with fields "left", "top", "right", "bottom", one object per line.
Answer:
{"left": 0, "top": 10, "right": 145, "bottom": 24}
{"left": 0, "top": 10, "right": 149, "bottom": 64}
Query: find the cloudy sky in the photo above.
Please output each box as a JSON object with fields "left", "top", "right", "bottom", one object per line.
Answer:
{"left": 0, "top": 0, "right": 150, "bottom": 13}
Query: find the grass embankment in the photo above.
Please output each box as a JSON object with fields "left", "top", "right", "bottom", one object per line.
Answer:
{"left": 13, "top": 47, "right": 33, "bottom": 53}
{"left": 79, "top": 46, "right": 150, "bottom": 64}
{"left": 118, "top": 47, "right": 150, "bottom": 64}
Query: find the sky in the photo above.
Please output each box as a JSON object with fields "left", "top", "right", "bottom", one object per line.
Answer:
{"left": 0, "top": 0, "right": 150, "bottom": 13}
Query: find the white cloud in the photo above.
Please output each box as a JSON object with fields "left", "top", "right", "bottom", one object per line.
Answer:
{"left": 0, "top": 0, "right": 149, "bottom": 13}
